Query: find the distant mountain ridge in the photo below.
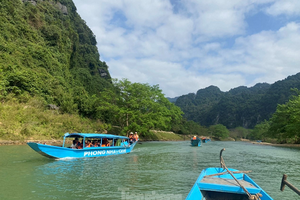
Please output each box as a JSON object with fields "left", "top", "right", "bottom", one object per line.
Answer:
{"left": 174, "top": 73, "right": 300, "bottom": 129}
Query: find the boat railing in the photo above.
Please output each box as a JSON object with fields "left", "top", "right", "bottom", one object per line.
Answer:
{"left": 280, "top": 174, "right": 300, "bottom": 196}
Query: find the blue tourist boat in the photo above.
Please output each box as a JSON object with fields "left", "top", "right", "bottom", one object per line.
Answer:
{"left": 191, "top": 136, "right": 201, "bottom": 147}
{"left": 201, "top": 137, "right": 210, "bottom": 143}
{"left": 27, "top": 133, "right": 138, "bottom": 159}
{"left": 186, "top": 149, "right": 273, "bottom": 200}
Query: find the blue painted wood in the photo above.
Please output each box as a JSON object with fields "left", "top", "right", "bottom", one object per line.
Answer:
{"left": 186, "top": 167, "right": 273, "bottom": 200}
{"left": 27, "top": 133, "right": 137, "bottom": 159}
{"left": 191, "top": 138, "right": 201, "bottom": 147}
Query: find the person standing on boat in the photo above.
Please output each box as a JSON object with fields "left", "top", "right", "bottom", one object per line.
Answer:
{"left": 134, "top": 132, "right": 139, "bottom": 141}
{"left": 129, "top": 132, "right": 134, "bottom": 144}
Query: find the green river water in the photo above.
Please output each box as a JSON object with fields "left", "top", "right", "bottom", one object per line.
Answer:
{"left": 0, "top": 141, "right": 300, "bottom": 200}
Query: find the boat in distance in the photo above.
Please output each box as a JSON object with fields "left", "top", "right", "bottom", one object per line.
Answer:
{"left": 201, "top": 137, "right": 210, "bottom": 143}
{"left": 191, "top": 136, "right": 201, "bottom": 147}
{"left": 27, "top": 133, "right": 138, "bottom": 159}
{"left": 186, "top": 149, "right": 273, "bottom": 200}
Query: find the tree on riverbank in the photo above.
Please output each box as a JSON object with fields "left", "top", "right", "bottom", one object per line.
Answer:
{"left": 209, "top": 124, "right": 229, "bottom": 140}
{"left": 268, "top": 93, "right": 300, "bottom": 143}
{"left": 95, "top": 79, "right": 183, "bottom": 136}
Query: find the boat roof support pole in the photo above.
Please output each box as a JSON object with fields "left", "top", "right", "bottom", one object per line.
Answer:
{"left": 63, "top": 137, "right": 66, "bottom": 147}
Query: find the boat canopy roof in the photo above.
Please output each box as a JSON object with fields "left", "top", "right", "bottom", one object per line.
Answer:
{"left": 64, "top": 133, "right": 129, "bottom": 139}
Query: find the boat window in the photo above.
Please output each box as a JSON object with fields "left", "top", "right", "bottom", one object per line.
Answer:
{"left": 114, "top": 139, "right": 122, "bottom": 146}
{"left": 64, "top": 137, "right": 83, "bottom": 149}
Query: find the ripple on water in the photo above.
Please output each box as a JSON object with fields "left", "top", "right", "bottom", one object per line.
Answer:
{"left": 1, "top": 141, "right": 300, "bottom": 199}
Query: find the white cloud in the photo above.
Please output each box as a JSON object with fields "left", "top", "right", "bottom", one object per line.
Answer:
{"left": 122, "top": 0, "right": 173, "bottom": 29}
{"left": 194, "top": 22, "right": 300, "bottom": 87}
{"left": 266, "top": 0, "right": 300, "bottom": 16}
{"left": 72, "top": 0, "right": 300, "bottom": 97}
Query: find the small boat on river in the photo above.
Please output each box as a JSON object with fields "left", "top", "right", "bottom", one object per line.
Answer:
{"left": 191, "top": 136, "right": 201, "bottom": 147}
{"left": 27, "top": 133, "right": 138, "bottom": 159}
{"left": 186, "top": 149, "right": 273, "bottom": 200}
{"left": 201, "top": 137, "right": 210, "bottom": 143}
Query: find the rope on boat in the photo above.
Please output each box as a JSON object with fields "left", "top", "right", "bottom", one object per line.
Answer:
{"left": 219, "top": 148, "right": 262, "bottom": 200}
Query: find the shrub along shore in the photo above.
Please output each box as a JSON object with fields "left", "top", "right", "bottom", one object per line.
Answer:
{"left": 0, "top": 131, "right": 187, "bottom": 145}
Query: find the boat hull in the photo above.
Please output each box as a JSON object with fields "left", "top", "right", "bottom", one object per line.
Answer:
{"left": 191, "top": 139, "right": 201, "bottom": 147}
{"left": 186, "top": 167, "right": 273, "bottom": 200}
{"left": 27, "top": 142, "right": 137, "bottom": 159}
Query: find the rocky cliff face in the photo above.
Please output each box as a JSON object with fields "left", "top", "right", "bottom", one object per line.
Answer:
{"left": 1, "top": 0, "right": 112, "bottom": 114}
{"left": 22, "top": 0, "right": 68, "bottom": 15}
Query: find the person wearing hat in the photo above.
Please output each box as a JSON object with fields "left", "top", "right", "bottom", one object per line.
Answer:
{"left": 134, "top": 132, "right": 139, "bottom": 142}
{"left": 129, "top": 132, "right": 134, "bottom": 144}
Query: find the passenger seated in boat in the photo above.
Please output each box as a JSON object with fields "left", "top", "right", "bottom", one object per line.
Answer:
{"left": 106, "top": 139, "right": 111, "bottom": 147}
{"left": 193, "top": 136, "right": 197, "bottom": 140}
{"left": 74, "top": 138, "right": 82, "bottom": 149}
{"left": 77, "top": 143, "right": 83, "bottom": 149}
{"left": 101, "top": 138, "right": 106, "bottom": 147}
{"left": 92, "top": 140, "right": 98, "bottom": 147}
{"left": 102, "top": 138, "right": 110, "bottom": 147}
{"left": 71, "top": 140, "right": 77, "bottom": 149}
{"left": 86, "top": 140, "right": 92, "bottom": 148}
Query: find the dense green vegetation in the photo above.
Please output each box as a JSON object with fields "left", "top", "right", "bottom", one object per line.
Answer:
{"left": 1, "top": 0, "right": 299, "bottom": 144}
{"left": 248, "top": 90, "right": 300, "bottom": 144}
{"left": 175, "top": 74, "right": 300, "bottom": 129}
{"left": 94, "top": 79, "right": 184, "bottom": 136}
{"left": 0, "top": 0, "right": 198, "bottom": 140}
{"left": 0, "top": 97, "right": 109, "bottom": 140}
{"left": 0, "top": 0, "right": 111, "bottom": 115}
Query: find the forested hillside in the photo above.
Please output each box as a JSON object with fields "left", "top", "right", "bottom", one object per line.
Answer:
{"left": 175, "top": 73, "right": 300, "bottom": 129}
{"left": 0, "top": 0, "right": 189, "bottom": 140}
{"left": 0, "top": 0, "right": 111, "bottom": 115}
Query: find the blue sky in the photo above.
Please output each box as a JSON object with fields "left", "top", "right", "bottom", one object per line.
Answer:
{"left": 73, "top": 0, "right": 300, "bottom": 97}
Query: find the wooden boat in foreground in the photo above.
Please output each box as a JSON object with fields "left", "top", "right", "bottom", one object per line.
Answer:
{"left": 27, "top": 133, "right": 137, "bottom": 159}
{"left": 186, "top": 149, "right": 273, "bottom": 200}
{"left": 191, "top": 136, "right": 201, "bottom": 147}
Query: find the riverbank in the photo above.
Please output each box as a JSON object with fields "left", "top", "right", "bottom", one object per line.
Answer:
{"left": 0, "top": 131, "right": 190, "bottom": 145}
{"left": 239, "top": 138, "right": 300, "bottom": 147}
{"left": 251, "top": 141, "right": 300, "bottom": 147}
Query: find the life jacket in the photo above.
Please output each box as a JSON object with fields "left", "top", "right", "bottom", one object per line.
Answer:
{"left": 101, "top": 144, "right": 106, "bottom": 147}
{"left": 87, "top": 143, "right": 92, "bottom": 147}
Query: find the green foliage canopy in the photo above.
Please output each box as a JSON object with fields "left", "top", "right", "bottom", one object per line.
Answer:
{"left": 96, "top": 79, "right": 183, "bottom": 136}
{"left": 248, "top": 120, "right": 270, "bottom": 140}
{"left": 0, "top": 0, "right": 111, "bottom": 114}
{"left": 268, "top": 94, "right": 300, "bottom": 143}
{"left": 209, "top": 124, "right": 229, "bottom": 139}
